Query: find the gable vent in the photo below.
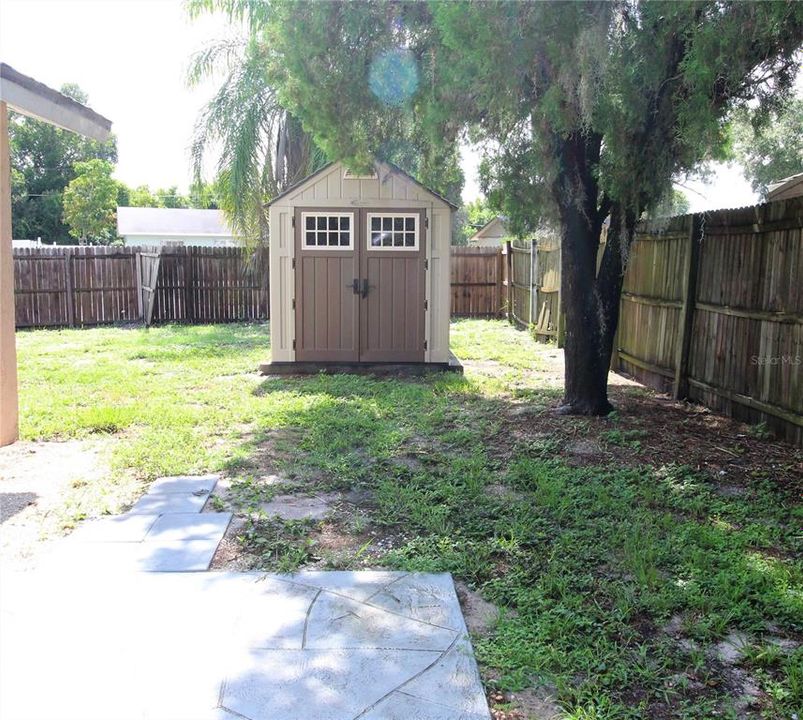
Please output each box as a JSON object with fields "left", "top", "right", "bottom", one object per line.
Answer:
{"left": 343, "top": 168, "right": 378, "bottom": 180}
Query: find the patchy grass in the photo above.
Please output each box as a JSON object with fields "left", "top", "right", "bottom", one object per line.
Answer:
{"left": 15, "top": 319, "right": 802, "bottom": 719}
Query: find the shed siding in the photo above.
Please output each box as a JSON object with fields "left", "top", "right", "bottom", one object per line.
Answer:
{"left": 269, "top": 161, "right": 452, "bottom": 363}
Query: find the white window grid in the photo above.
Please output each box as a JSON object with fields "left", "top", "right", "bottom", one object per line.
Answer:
{"left": 301, "top": 212, "right": 354, "bottom": 250}
{"left": 367, "top": 213, "right": 419, "bottom": 251}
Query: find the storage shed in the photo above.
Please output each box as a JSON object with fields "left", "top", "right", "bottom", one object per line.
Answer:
{"left": 262, "top": 161, "right": 458, "bottom": 372}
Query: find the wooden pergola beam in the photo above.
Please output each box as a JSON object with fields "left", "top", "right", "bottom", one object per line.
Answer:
{"left": 0, "top": 64, "right": 112, "bottom": 446}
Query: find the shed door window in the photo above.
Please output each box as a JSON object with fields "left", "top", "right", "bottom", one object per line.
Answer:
{"left": 302, "top": 212, "right": 353, "bottom": 249}
{"left": 367, "top": 213, "right": 418, "bottom": 250}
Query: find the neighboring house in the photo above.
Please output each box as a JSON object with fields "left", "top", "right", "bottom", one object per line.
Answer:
{"left": 467, "top": 216, "right": 508, "bottom": 247}
{"left": 116, "top": 207, "right": 238, "bottom": 248}
{"left": 767, "top": 173, "right": 803, "bottom": 202}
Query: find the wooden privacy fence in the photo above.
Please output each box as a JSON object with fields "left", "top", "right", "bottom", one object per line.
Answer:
{"left": 504, "top": 236, "right": 562, "bottom": 339}
{"left": 450, "top": 237, "right": 561, "bottom": 333}
{"left": 450, "top": 247, "right": 505, "bottom": 317}
{"left": 616, "top": 197, "right": 803, "bottom": 446}
{"left": 14, "top": 245, "right": 269, "bottom": 328}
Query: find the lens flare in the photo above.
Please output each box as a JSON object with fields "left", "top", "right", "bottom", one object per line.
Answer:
{"left": 368, "top": 48, "right": 419, "bottom": 106}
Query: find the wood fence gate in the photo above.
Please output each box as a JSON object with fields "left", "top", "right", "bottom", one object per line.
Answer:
{"left": 138, "top": 251, "right": 161, "bottom": 326}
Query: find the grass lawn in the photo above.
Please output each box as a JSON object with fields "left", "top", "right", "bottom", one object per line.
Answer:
{"left": 14, "top": 320, "right": 803, "bottom": 719}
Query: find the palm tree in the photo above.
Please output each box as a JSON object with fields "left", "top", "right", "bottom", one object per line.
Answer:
{"left": 186, "top": 2, "right": 326, "bottom": 243}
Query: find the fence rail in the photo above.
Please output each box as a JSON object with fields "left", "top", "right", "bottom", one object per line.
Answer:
{"left": 14, "top": 245, "right": 269, "bottom": 328}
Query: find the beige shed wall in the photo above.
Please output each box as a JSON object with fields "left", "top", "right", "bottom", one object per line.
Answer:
{"left": 268, "top": 162, "right": 452, "bottom": 363}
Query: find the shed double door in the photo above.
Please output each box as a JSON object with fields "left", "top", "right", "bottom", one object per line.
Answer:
{"left": 295, "top": 207, "right": 426, "bottom": 363}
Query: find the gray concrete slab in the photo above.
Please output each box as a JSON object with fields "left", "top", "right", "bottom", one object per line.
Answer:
{"left": 360, "top": 690, "right": 492, "bottom": 720}
{"left": 137, "top": 538, "right": 222, "bottom": 571}
{"left": 145, "top": 512, "right": 232, "bottom": 543}
{"left": 282, "top": 569, "right": 410, "bottom": 601}
{"left": 1, "top": 569, "right": 489, "bottom": 720}
{"left": 128, "top": 491, "right": 209, "bottom": 515}
{"left": 367, "top": 572, "right": 466, "bottom": 630}
{"left": 67, "top": 513, "right": 160, "bottom": 543}
{"left": 304, "top": 590, "right": 457, "bottom": 651}
{"left": 149, "top": 475, "right": 219, "bottom": 495}
{"left": 221, "top": 648, "right": 442, "bottom": 720}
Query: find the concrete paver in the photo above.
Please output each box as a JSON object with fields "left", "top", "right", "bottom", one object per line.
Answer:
{"left": 67, "top": 512, "right": 160, "bottom": 543}
{"left": 148, "top": 475, "right": 219, "bottom": 495}
{"left": 128, "top": 491, "right": 209, "bottom": 515}
{"left": 145, "top": 512, "right": 232, "bottom": 543}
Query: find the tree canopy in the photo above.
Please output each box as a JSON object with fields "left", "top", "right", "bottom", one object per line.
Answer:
{"left": 730, "top": 98, "right": 803, "bottom": 197}
{"left": 62, "top": 159, "right": 119, "bottom": 244}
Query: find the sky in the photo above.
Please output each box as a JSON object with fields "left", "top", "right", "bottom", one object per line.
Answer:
{"left": 0, "top": 0, "right": 764, "bottom": 211}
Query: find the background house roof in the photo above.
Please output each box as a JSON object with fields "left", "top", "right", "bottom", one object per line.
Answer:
{"left": 117, "top": 207, "right": 232, "bottom": 237}
{"left": 468, "top": 216, "right": 507, "bottom": 242}
{"left": 767, "top": 172, "right": 803, "bottom": 201}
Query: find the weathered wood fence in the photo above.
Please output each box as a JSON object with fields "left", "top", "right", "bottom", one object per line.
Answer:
{"left": 450, "top": 197, "right": 802, "bottom": 444}
{"left": 450, "top": 239, "right": 561, "bottom": 335}
{"left": 450, "top": 247, "right": 505, "bottom": 317}
{"left": 14, "top": 245, "right": 269, "bottom": 328}
{"left": 616, "top": 198, "right": 803, "bottom": 446}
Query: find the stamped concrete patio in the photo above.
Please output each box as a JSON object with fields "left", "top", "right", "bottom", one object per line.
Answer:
{"left": 0, "top": 476, "right": 491, "bottom": 720}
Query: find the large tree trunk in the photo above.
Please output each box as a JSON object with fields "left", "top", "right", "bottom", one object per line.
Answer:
{"left": 553, "top": 133, "right": 633, "bottom": 416}
{"left": 558, "top": 201, "right": 613, "bottom": 415}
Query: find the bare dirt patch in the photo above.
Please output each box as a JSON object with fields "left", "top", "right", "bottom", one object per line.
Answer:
{"left": 0, "top": 439, "right": 113, "bottom": 567}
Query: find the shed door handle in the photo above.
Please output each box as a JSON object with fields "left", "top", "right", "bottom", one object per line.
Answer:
{"left": 347, "top": 279, "right": 360, "bottom": 295}
{"left": 360, "top": 279, "right": 369, "bottom": 298}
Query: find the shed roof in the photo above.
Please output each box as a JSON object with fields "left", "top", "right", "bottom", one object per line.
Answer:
{"left": 117, "top": 207, "right": 232, "bottom": 237}
{"left": 266, "top": 160, "right": 459, "bottom": 210}
{"left": 0, "top": 63, "right": 111, "bottom": 141}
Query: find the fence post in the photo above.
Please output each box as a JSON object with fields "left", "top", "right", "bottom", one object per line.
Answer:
{"left": 529, "top": 238, "right": 538, "bottom": 330}
{"left": 504, "top": 240, "right": 513, "bottom": 323}
{"left": 135, "top": 250, "right": 143, "bottom": 321}
{"left": 64, "top": 250, "right": 75, "bottom": 327}
{"left": 183, "top": 247, "right": 194, "bottom": 324}
{"left": 672, "top": 213, "right": 703, "bottom": 399}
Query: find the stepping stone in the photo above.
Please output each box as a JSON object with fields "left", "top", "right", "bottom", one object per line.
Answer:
{"left": 258, "top": 492, "right": 338, "bottom": 521}
{"left": 144, "top": 513, "right": 232, "bottom": 543}
{"left": 137, "top": 539, "right": 221, "bottom": 572}
{"left": 149, "top": 475, "right": 219, "bottom": 495}
{"left": 220, "top": 648, "right": 442, "bottom": 720}
{"left": 128, "top": 492, "right": 208, "bottom": 515}
{"left": 68, "top": 513, "right": 159, "bottom": 543}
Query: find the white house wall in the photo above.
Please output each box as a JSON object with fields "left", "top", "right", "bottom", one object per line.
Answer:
{"left": 122, "top": 235, "right": 238, "bottom": 248}
{"left": 269, "top": 161, "right": 452, "bottom": 363}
